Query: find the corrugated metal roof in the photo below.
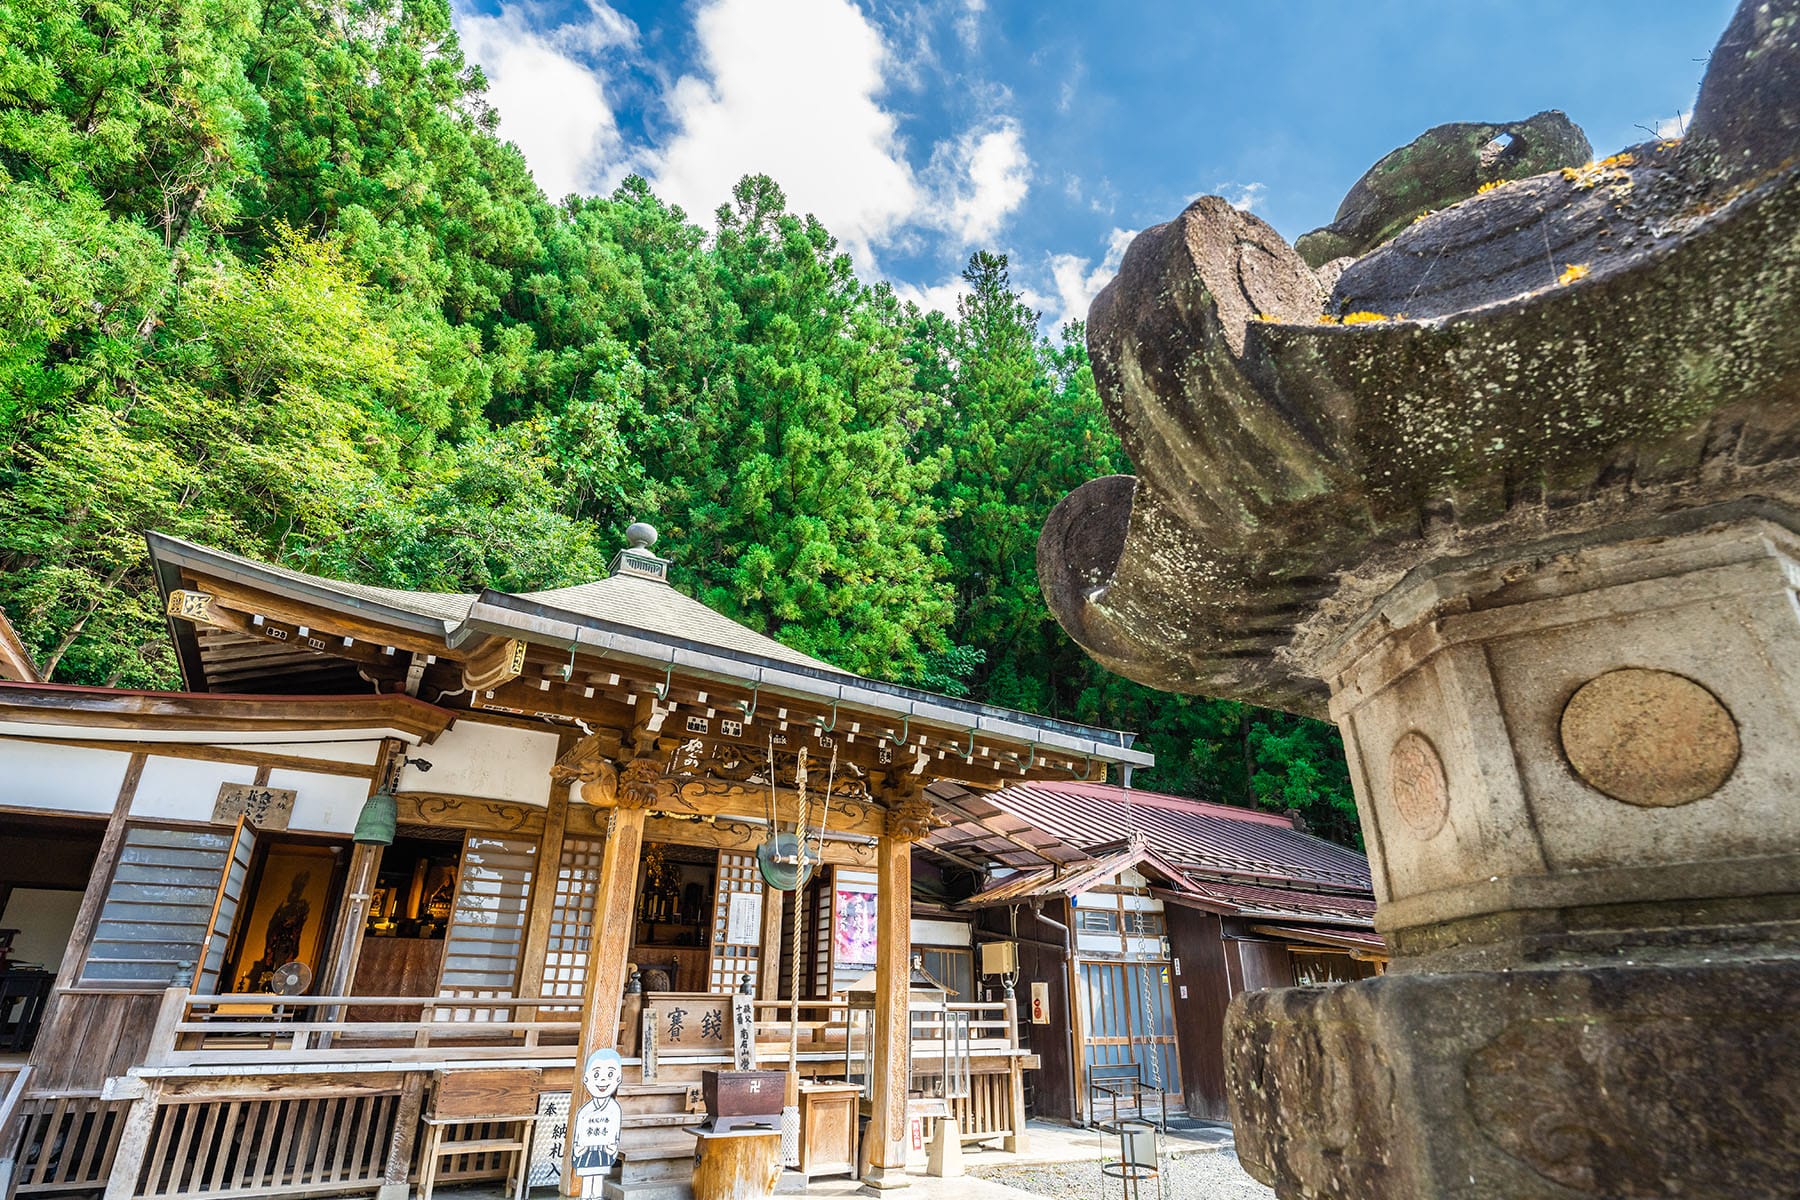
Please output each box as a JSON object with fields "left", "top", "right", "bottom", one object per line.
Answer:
{"left": 1179, "top": 879, "right": 1376, "bottom": 926}
{"left": 1248, "top": 923, "right": 1387, "bottom": 955}
{"left": 979, "top": 781, "right": 1372, "bottom": 891}
{"left": 963, "top": 840, "right": 1194, "bottom": 908}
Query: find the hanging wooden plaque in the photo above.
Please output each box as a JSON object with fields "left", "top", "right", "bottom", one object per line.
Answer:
{"left": 212, "top": 783, "right": 295, "bottom": 829}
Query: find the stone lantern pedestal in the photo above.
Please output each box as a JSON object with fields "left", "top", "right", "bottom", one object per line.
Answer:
{"left": 1227, "top": 511, "right": 1800, "bottom": 1197}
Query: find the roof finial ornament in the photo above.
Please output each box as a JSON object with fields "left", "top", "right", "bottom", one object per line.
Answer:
{"left": 610, "top": 521, "right": 669, "bottom": 583}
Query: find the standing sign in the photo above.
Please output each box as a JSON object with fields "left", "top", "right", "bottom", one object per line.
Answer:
{"left": 527, "top": 1092, "right": 571, "bottom": 1188}
{"left": 1030, "top": 981, "right": 1050, "bottom": 1024}
{"left": 731, "top": 990, "right": 757, "bottom": 1070}
{"left": 571, "top": 1049, "right": 624, "bottom": 1194}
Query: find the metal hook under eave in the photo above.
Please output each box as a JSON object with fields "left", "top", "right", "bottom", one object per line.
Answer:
{"left": 814, "top": 703, "right": 838, "bottom": 734}
{"left": 1065, "top": 751, "right": 1094, "bottom": 780}
{"left": 559, "top": 640, "right": 578, "bottom": 682}
{"left": 962, "top": 728, "right": 977, "bottom": 762}
{"left": 889, "top": 715, "right": 910, "bottom": 749}
{"left": 653, "top": 664, "right": 675, "bottom": 701}
{"left": 738, "top": 686, "right": 759, "bottom": 722}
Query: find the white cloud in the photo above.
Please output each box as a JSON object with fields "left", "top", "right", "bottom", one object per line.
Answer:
{"left": 648, "top": 0, "right": 925, "bottom": 266}
{"left": 1215, "top": 180, "right": 1266, "bottom": 212}
{"left": 956, "top": 0, "right": 985, "bottom": 51}
{"left": 1044, "top": 226, "right": 1135, "bottom": 331}
{"left": 645, "top": 0, "right": 1030, "bottom": 272}
{"left": 1655, "top": 109, "right": 1693, "bottom": 140}
{"left": 890, "top": 274, "right": 969, "bottom": 316}
{"left": 453, "top": 0, "right": 636, "bottom": 200}
{"left": 931, "top": 120, "right": 1031, "bottom": 246}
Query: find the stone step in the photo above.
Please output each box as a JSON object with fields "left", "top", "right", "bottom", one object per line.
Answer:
{"left": 600, "top": 1179, "right": 692, "bottom": 1200}
{"left": 622, "top": 1112, "right": 706, "bottom": 1130}
{"left": 619, "top": 1082, "right": 697, "bottom": 1115}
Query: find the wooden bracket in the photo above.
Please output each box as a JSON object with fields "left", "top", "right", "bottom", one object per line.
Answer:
{"left": 165, "top": 589, "right": 218, "bottom": 625}
{"left": 463, "top": 636, "right": 528, "bottom": 692}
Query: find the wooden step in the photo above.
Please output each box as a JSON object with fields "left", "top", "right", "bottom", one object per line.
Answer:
{"left": 436, "top": 1136, "right": 530, "bottom": 1154}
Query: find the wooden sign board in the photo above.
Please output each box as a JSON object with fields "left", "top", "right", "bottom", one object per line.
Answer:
{"left": 732, "top": 991, "right": 757, "bottom": 1070}
{"left": 1030, "top": 981, "right": 1050, "bottom": 1024}
{"left": 213, "top": 782, "right": 296, "bottom": 830}
{"left": 641, "top": 1007, "right": 659, "bottom": 1081}
{"left": 644, "top": 993, "right": 730, "bottom": 1056}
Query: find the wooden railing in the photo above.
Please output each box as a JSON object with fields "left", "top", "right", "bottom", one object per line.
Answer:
{"left": 152, "top": 989, "right": 582, "bottom": 1067}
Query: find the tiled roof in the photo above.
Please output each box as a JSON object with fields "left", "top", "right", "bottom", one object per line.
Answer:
{"left": 146, "top": 533, "right": 1155, "bottom": 767}
{"left": 518, "top": 575, "right": 837, "bottom": 672}
{"left": 153, "top": 537, "right": 837, "bottom": 670}
{"left": 978, "top": 781, "right": 1372, "bottom": 891}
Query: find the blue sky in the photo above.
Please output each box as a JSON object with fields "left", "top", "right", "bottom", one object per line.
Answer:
{"left": 450, "top": 0, "right": 1735, "bottom": 327}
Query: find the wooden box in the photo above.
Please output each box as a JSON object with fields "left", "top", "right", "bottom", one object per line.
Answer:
{"left": 700, "top": 1069, "right": 784, "bottom": 1132}
{"left": 429, "top": 1068, "right": 543, "bottom": 1120}
{"left": 796, "top": 1083, "right": 860, "bottom": 1178}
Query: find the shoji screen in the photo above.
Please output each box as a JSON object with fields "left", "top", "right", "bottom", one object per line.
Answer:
{"left": 437, "top": 833, "right": 538, "bottom": 1015}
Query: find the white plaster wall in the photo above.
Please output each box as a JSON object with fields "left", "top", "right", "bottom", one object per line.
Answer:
{"left": 396, "top": 720, "right": 557, "bottom": 805}
{"left": 911, "top": 918, "right": 970, "bottom": 947}
{"left": 130, "top": 756, "right": 256, "bottom": 822}
{"left": 0, "top": 741, "right": 132, "bottom": 814}
{"left": 269, "top": 768, "right": 371, "bottom": 835}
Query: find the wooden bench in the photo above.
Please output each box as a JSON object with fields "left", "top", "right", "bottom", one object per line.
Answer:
{"left": 1087, "top": 1061, "right": 1167, "bottom": 1131}
{"left": 418, "top": 1067, "right": 544, "bottom": 1200}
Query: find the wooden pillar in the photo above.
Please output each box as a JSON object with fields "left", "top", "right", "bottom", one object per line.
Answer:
{"left": 561, "top": 755, "right": 659, "bottom": 1197}
{"left": 863, "top": 777, "right": 930, "bottom": 1189}
{"left": 1002, "top": 993, "right": 1028, "bottom": 1153}
{"left": 518, "top": 764, "right": 574, "bottom": 1018}
{"left": 758, "top": 883, "right": 785, "bottom": 1002}
{"left": 320, "top": 738, "right": 404, "bottom": 1001}
{"left": 101, "top": 1088, "right": 158, "bottom": 1200}
{"left": 376, "top": 1073, "right": 427, "bottom": 1200}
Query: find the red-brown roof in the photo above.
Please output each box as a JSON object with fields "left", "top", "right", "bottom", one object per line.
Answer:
{"left": 974, "top": 780, "right": 1372, "bottom": 892}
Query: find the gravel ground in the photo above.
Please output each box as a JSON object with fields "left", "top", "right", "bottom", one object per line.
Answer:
{"left": 974, "top": 1150, "right": 1275, "bottom": 1200}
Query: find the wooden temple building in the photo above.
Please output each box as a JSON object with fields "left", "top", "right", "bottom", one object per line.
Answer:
{"left": 0, "top": 529, "right": 1159, "bottom": 1200}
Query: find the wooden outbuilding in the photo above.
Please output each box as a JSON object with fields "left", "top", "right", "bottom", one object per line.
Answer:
{"left": 934, "top": 780, "right": 1382, "bottom": 1124}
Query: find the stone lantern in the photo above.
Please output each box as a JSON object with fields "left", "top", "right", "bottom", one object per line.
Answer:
{"left": 1038, "top": 2, "right": 1800, "bottom": 1195}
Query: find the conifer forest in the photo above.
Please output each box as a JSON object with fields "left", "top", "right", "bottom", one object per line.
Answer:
{"left": 0, "top": 0, "right": 1357, "bottom": 842}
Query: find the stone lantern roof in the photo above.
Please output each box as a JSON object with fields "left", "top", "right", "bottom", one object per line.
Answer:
{"left": 1038, "top": 0, "right": 1800, "bottom": 720}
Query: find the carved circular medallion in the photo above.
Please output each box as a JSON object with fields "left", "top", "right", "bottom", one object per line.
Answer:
{"left": 1388, "top": 731, "right": 1449, "bottom": 839}
{"left": 1559, "top": 668, "right": 1739, "bottom": 807}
